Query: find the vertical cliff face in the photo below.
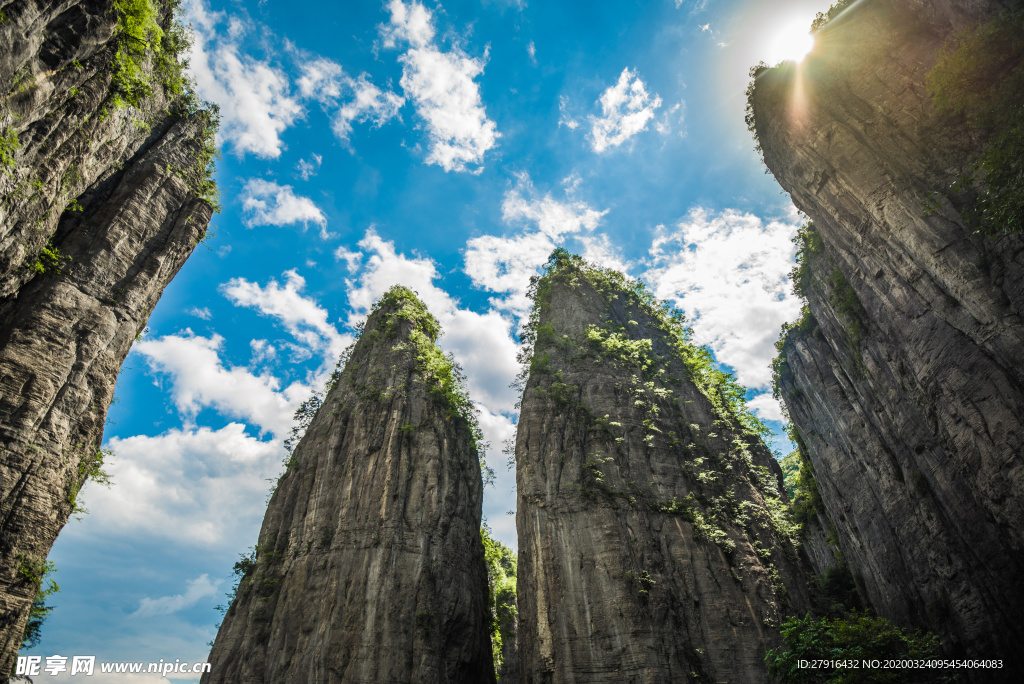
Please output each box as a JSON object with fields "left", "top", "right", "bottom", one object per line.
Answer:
{"left": 515, "top": 253, "right": 810, "bottom": 684}
{"left": 0, "top": 0, "right": 215, "bottom": 668}
{"left": 750, "top": 0, "right": 1024, "bottom": 668}
{"left": 204, "top": 288, "right": 495, "bottom": 684}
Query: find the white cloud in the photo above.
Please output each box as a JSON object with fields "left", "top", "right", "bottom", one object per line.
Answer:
{"left": 334, "top": 74, "right": 406, "bottom": 141}
{"left": 133, "top": 574, "right": 222, "bottom": 617}
{"left": 221, "top": 270, "right": 350, "bottom": 361}
{"left": 183, "top": 0, "right": 302, "bottom": 158}
{"left": 186, "top": 306, "right": 212, "bottom": 320}
{"left": 241, "top": 179, "right": 329, "bottom": 238}
{"left": 335, "top": 247, "right": 364, "bottom": 273}
{"left": 589, "top": 67, "right": 663, "bottom": 153}
{"left": 747, "top": 393, "right": 786, "bottom": 422}
{"left": 296, "top": 153, "right": 322, "bottom": 180}
{"left": 134, "top": 332, "right": 311, "bottom": 437}
{"left": 558, "top": 95, "right": 579, "bottom": 130}
{"left": 381, "top": 0, "right": 499, "bottom": 172}
{"left": 527, "top": 41, "right": 537, "bottom": 63}
{"left": 250, "top": 339, "right": 276, "bottom": 365}
{"left": 296, "top": 58, "right": 404, "bottom": 142}
{"left": 83, "top": 424, "right": 284, "bottom": 546}
{"left": 464, "top": 173, "right": 609, "bottom": 318}
{"left": 644, "top": 206, "right": 802, "bottom": 390}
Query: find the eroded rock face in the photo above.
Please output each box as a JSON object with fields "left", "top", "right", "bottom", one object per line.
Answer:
{"left": 0, "top": 0, "right": 215, "bottom": 669}
{"left": 750, "top": 0, "right": 1024, "bottom": 670}
{"left": 204, "top": 288, "right": 495, "bottom": 684}
{"left": 515, "top": 255, "right": 810, "bottom": 684}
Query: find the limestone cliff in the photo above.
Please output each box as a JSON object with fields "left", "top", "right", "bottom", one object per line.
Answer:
{"left": 749, "top": 0, "right": 1024, "bottom": 670}
{"left": 204, "top": 288, "right": 495, "bottom": 683}
{"left": 514, "top": 252, "right": 810, "bottom": 683}
{"left": 0, "top": 0, "right": 215, "bottom": 670}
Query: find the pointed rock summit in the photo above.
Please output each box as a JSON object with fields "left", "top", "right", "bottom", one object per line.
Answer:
{"left": 515, "top": 251, "right": 810, "bottom": 683}
{"left": 204, "top": 287, "right": 495, "bottom": 683}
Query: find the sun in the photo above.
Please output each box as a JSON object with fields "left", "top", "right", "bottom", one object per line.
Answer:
{"left": 765, "top": 18, "right": 816, "bottom": 65}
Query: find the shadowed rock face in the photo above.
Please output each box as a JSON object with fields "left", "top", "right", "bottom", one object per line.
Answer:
{"left": 515, "top": 254, "right": 810, "bottom": 684}
{"left": 0, "top": 0, "right": 215, "bottom": 668}
{"left": 749, "top": 0, "right": 1024, "bottom": 670}
{"left": 204, "top": 288, "right": 495, "bottom": 684}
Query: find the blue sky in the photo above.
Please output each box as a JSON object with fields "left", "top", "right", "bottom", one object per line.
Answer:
{"left": 27, "top": 0, "right": 838, "bottom": 679}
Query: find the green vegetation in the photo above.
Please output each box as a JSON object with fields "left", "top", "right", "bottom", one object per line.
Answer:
{"left": 809, "top": 0, "right": 856, "bottom": 33}
{"left": 111, "top": 0, "right": 165, "bottom": 108}
{"left": 766, "top": 612, "right": 948, "bottom": 683}
{"left": 481, "top": 524, "right": 517, "bottom": 678}
{"left": 0, "top": 127, "right": 18, "bottom": 172}
{"left": 18, "top": 556, "right": 60, "bottom": 649}
{"left": 68, "top": 446, "right": 115, "bottom": 520}
{"left": 927, "top": 9, "right": 1024, "bottom": 236}
{"left": 779, "top": 450, "right": 801, "bottom": 498}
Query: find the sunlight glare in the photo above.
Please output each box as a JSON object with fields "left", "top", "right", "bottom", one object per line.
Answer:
{"left": 766, "top": 19, "right": 816, "bottom": 65}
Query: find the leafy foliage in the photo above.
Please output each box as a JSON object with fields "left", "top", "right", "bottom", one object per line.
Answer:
{"left": 810, "top": 0, "right": 857, "bottom": 33}
{"left": 18, "top": 557, "right": 60, "bottom": 649}
{"left": 481, "top": 524, "right": 517, "bottom": 678}
{"left": 927, "top": 9, "right": 1024, "bottom": 235}
{"left": 68, "top": 446, "right": 115, "bottom": 519}
{"left": 0, "top": 127, "right": 18, "bottom": 171}
{"left": 766, "top": 612, "right": 949, "bottom": 683}
{"left": 30, "top": 241, "right": 72, "bottom": 276}
{"left": 111, "top": 0, "right": 164, "bottom": 108}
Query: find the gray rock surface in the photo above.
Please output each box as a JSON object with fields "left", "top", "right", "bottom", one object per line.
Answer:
{"left": 515, "top": 255, "right": 810, "bottom": 684}
{"left": 203, "top": 288, "right": 495, "bottom": 684}
{"left": 0, "top": 0, "right": 215, "bottom": 670}
{"left": 749, "top": 0, "right": 1024, "bottom": 671}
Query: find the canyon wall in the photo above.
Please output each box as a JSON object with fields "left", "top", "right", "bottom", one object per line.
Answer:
{"left": 0, "top": 0, "right": 215, "bottom": 669}
{"left": 204, "top": 288, "right": 495, "bottom": 683}
{"left": 750, "top": 0, "right": 1024, "bottom": 670}
{"left": 515, "top": 253, "right": 810, "bottom": 683}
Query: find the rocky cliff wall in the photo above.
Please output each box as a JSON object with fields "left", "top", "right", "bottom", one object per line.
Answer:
{"left": 204, "top": 288, "right": 495, "bottom": 684}
{"left": 750, "top": 0, "right": 1024, "bottom": 670}
{"left": 514, "top": 253, "right": 810, "bottom": 683}
{"left": 0, "top": 0, "right": 215, "bottom": 670}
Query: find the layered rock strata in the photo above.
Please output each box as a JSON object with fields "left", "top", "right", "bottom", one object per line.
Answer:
{"left": 515, "top": 253, "right": 810, "bottom": 683}
{"left": 0, "top": 0, "right": 215, "bottom": 668}
{"left": 749, "top": 0, "right": 1024, "bottom": 670}
{"left": 204, "top": 288, "right": 495, "bottom": 684}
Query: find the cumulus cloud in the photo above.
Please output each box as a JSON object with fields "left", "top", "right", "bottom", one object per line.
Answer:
{"left": 380, "top": 0, "right": 499, "bottom": 172}
{"left": 589, "top": 68, "right": 663, "bottom": 153}
{"left": 221, "top": 270, "right": 351, "bottom": 361}
{"left": 83, "top": 424, "right": 284, "bottom": 546}
{"left": 186, "top": 306, "right": 212, "bottom": 321}
{"left": 183, "top": 0, "right": 302, "bottom": 158}
{"left": 133, "top": 574, "right": 222, "bottom": 617}
{"left": 296, "top": 153, "right": 322, "bottom": 181}
{"left": 644, "top": 206, "right": 802, "bottom": 391}
{"left": 134, "top": 332, "right": 311, "bottom": 437}
{"left": 558, "top": 95, "right": 579, "bottom": 130}
{"left": 334, "top": 248, "right": 363, "bottom": 274}
{"left": 296, "top": 58, "right": 404, "bottom": 142}
{"left": 747, "top": 393, "right": 786, "bottom": 422}
{"left": 464, "top": 173, "right": 610, "bottom": 318}
{"left": 241, "top": 179, "right": 329, "bottom": 238}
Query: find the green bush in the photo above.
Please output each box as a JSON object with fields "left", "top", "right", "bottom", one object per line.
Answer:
{"left": 766, "top": 612, "right": 949, "bottom": 683}
{"left": 18, "top": 556, "right": 60, "bottom": 649}
{"left": 927, "top": 9, "right": 1024, "bottom": 236}
{"left": 481, "top": 524, "right": 517, "bottom": 677}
